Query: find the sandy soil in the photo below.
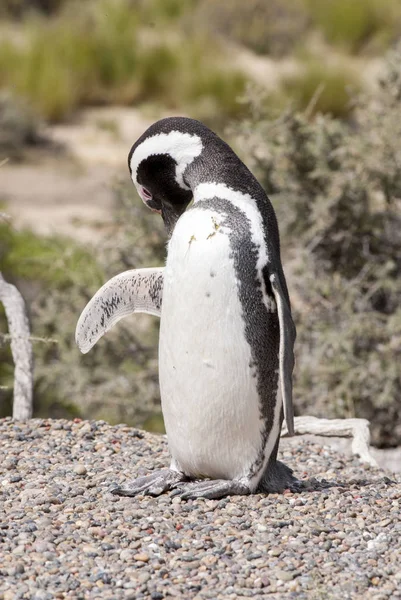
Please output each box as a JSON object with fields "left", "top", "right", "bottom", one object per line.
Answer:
{"left": 1, "top": 107, "right": 152, "bottom": 243}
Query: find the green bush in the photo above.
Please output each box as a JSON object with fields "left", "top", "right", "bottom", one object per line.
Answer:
{"left": 0, "top": 0, "right": 246, "bottom": 124}
{"left": 282, "top": 58, "right": 361, "bottom": 118}
{"left": 0, "top": 192, "right": 165, "bottom": 426}
{"left": 304, "top": 0, "right": 401, "bottom": 53}
{"left": 231, "top": 46, "right": 401, "bottom": 447}
{"left": 193, "top": 0, "right": 309, "bottom": 57}
{"left": 0, "top": 0, "right": 66, "bottom": 18}
{"left": 0, "top": 93, "right": 47, "bottom": 160}
{"left": 192, "top": 0, "right": 401, "bottom": 56}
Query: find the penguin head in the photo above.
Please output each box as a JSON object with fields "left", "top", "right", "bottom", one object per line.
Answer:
{"left": 128, "top": 117, "right": 204, "bottom": 235}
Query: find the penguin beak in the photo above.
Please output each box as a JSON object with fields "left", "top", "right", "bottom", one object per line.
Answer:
{"left": 161, "top": 202, "right": 187, "bottom": 237}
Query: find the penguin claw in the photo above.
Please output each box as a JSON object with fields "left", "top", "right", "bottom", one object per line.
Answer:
{"left": 257, "top": 459, "right": 301, "bottom": 494}
{"left": 110, "top": 469, "right": 186, "bottom": 497}
{"left": 287, "top": 480, "right": 304, "bottom": 493}
{"left": 177, "top": 479, "right": 250, "bottom": 500}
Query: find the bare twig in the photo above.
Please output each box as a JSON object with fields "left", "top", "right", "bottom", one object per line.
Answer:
{"left": 281, "top": 415, "right": 378, "bottom": 466}
{"left": 304, "top": 83, "right": 325, "bottom": 119}
{"left": 0, "top": 273, "right": 33, "bottom": 419}
{"left": 0, "top": 333, "right": 58, "bottom": 345}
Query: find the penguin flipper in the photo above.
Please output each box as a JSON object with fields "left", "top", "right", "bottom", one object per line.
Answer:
{"left": 269, "top": 273, "right": 296, "bottom": 436}
{"left": 75, "top": 267, "right": 164, "bottom": 354}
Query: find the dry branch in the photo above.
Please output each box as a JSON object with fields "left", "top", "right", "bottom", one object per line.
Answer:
{"left": 282, "top": 415, "right": 378, "bottom": 467}
{"left": 0, "top": 273, "right": 33, "bottom": 419}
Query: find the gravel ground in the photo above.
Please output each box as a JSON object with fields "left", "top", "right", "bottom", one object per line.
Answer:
{"left": 0, "top": 418, "right": 400, "bottom": 600}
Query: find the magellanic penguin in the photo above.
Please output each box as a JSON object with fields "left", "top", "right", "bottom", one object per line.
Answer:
{"left": 75, "top": 117, "right": 299, "bottom": 499}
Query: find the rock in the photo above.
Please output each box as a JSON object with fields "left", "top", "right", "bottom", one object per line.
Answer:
{"left": 134, "top": 553, "right": 150, "bottom": 563}
{"left": 74, "top": 464, "right": 88, "bottom": 476}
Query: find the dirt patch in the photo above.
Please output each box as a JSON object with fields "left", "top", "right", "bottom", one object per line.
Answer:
{"left": 1, "top": 107, "right": 152, "bottom": 243}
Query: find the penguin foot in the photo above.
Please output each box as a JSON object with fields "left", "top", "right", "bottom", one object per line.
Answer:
{"left": 257, "top": 460, "right": 302, "bottom": 494}
{"left": 174, "top": 479, "right": 251, "bottom": 500}
{"left": 110, "top": 469, "right": 186, "bottom": 497}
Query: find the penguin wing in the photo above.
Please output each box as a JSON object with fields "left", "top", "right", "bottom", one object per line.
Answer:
{"left": 75, "top": 267, "right": 164, "bottom": 354}
{"left": 269, "top": 273, "right": 296, "bottom": 437}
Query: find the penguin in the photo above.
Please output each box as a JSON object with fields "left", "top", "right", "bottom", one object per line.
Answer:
{"left": 76, "top": 117, "right": 299, "bottom": 499}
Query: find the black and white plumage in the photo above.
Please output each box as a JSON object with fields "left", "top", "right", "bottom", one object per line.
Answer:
{"left": 76, "top": 117, "right": 299, "bottom": 499}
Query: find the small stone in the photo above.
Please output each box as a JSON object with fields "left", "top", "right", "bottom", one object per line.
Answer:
{"left": 33, "top": 541, "right": 51, "bottom": 553}
{"left": 120, "top": 549, "right": 134, "bottom": 562}
{"left": 226, "top": 505, "right": 243, "bottom": 517}
{"left": 10, "top": 475, "right": 22, "bottom": 483}
{"left": 138, "top": 572, "right": 151, "bottom": 584}
{"left": 9, "top": 562, "right": 25, "bottom": 575}
{"left": 74, "top": 464, "right": 87, "bottom": 476}
{"left": 134, "top": 553, "right": 150, "bottom": 563}
{"left": 276, "top": 570, "right": 295, "bottom": 582}
{"left": 82, "top": 544, "right": 99, "bottom": 556}
{"left": 378, "top": 518, "right": 391, "bottom": 527}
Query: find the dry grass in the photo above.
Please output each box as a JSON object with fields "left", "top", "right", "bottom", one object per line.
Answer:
{"left": 282, "top": 57, "right": 362, "bottom": 118}
{"left": 0, "top": 0, "right": 246, "bottom": 124}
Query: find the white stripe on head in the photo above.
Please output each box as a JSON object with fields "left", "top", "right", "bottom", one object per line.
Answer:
{"left": 130, "top": 131, "right": 203, "bottom": 191}
{"left": 193, "top": 182, "right": 276, "bottom": 313}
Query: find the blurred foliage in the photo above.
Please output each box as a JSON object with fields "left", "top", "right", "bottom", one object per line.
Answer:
{"left": 192, "top": 0, "right": 401, "bottom": 57}
{"left": 0, "top": 0, "right": 246, "bottom": 124}
{"left": 0, "top": 0, "right": 65, "bottom": 17}
{"left": 282, "top": 58, "right": 361, "bottom": 118}
{"left": 193, "top": 0, "right": 309, "bottom": 57}
{"left": 0, "top": 93, "right": 48, "bottom": 160}
{"left": 231, "top": 46, "right": 401, "bottom": 447}
{"left": 1, "top": 0, "right": 401, "bottom": 59}
{"left": 0, "top": 197, "right": 166, "bottom": 426}
{"left": 1, "top": 0, "right": 399, "bottom": 127}
{"left": 305, "top": 0, "right": 401, "bottom": 54}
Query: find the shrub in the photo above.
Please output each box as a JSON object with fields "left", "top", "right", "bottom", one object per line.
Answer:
{"left": 231, "top": 46, "right": 401, "bottom": 447}
{"left": 0, "top": 93, "right": 47, "bottom": 160}
{"left": 282, "top": 58, "right": 361, "bottom": 118}
{"left": 192, "top": 0, "right": 401, "bottom": 56}
{"left": 0, "top": 191, "right": 165, "bottom": 426}
{"left": 0, "top": 0, "right": 66, "bottom": 18}
{"left": 304, "top": 0, "right": 401, "bottom": 54}
{"left": 0, "top": 0, "right": 247, "bottom": 124}
{"left": 193, "top": 0, "right": 309, "bottom": 57}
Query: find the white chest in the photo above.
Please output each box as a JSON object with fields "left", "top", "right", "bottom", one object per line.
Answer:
{"left": 159, "top": 207, "right": 264, "bottom": 481}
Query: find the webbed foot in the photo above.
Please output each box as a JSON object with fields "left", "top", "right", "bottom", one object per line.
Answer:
{"left": 257, "top": 459, "right": 302, "bottom": 494}
{"left": 173, "top": 478, "right": 250, "bottom": 500}
{"left": 110, "top": 468, "right": 186, "bottom": 497}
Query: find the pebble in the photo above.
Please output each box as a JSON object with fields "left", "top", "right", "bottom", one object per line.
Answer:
{"left": 0, "top": 417, "right": 400, "bottom": 600}
{"left": 74, "top": 464, "right": 87, "bottom": 476}
{"left": 134, "top": 552, "right": 150, "bottom": 562}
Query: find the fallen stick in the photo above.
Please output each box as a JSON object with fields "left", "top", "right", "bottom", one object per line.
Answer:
{"left": 282, "top": 415, "right": 378, "bottom": 467}
{"left": 0, "top": 273, "right": 33, "bottom": 420}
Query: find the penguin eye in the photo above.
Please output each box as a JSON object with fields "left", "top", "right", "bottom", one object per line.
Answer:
{"left": 141, "top": 187, "right": 152, "bottom": 200}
